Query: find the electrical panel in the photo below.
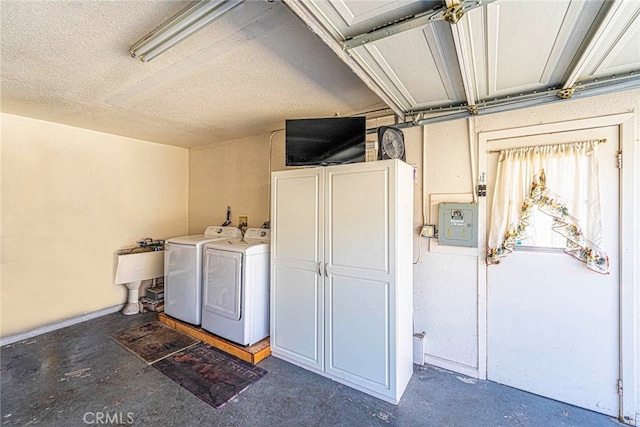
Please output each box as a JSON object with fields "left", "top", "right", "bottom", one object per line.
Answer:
{"left": 438, "top": 203, "right": 478, "bottom": 247}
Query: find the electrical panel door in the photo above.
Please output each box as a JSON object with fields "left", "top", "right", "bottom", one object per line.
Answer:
{"left": 438, "top": 203, "right": 478, "bottom": 247}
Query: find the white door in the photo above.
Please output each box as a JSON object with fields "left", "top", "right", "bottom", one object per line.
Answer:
{"left": 270, "top": 168, "right": 325, "bottom": 371}
{"left": 164, "top": 242, "right": 200, "bottom": 324}
{"left": 485, "top": 125, "right": 620, "bottom": 416}
{"left": 203, "top": 249, "right": 242, "bottom": 321}
{"left": 324, "top": 163, "right": 393, "bottom": 392}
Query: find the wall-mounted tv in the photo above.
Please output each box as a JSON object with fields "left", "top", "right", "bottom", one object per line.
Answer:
{"left": 285, "top": 116, "right": 366, "bottom": 166}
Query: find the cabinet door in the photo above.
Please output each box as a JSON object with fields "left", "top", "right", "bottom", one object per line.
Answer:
{"left": 324, "top": 162, "right": 395, "bottom": 393}
{"left": 270, "top": 168, "right": 324, "bottom": 370}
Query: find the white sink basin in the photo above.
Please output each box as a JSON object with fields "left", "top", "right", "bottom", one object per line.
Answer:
{"left": 115, "top": 248, "right": 164, "bottom": 284}
{"left": 114, "top": 248, "right": 164, "bottom": 315}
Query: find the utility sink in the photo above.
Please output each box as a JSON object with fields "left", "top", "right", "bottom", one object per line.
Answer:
{"left": 115, "top": 247, "right": 164, "bottom": 315}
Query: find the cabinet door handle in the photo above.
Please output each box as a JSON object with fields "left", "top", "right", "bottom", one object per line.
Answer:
{"left": 318, "top": 262, "right": 323, "bottom": 276}
{"left": 324, "top": 263, "right": 328, "bottom": 277}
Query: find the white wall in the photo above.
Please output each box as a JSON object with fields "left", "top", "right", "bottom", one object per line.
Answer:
{"left": 403, "top": 121, "right": 480, "bottom": 373}
{"left": 0, "top": 113, "right": 189, "bottom": 336}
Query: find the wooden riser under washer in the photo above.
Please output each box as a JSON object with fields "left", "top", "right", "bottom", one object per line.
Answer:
{"left": 157, "top": 312, "right": 271, "bottom": 365}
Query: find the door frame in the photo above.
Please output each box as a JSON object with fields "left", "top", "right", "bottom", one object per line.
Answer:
{"left": 477, "top": 112, "right": 637, "bottom": 423}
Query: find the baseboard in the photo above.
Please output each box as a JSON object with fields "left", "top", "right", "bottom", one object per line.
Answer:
{"left": 0, "top": 304, "right": 125, "bottom": 347}
{"left": 424, "top": 354, "right": 479, "bottom": 379}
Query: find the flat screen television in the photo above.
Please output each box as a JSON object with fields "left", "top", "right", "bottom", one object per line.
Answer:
{"left": 285, "top": 117, "right": 366, "bottom": 166}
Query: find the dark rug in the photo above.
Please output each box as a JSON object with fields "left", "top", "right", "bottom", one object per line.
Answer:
{"left": 111, "top": 321, "right": 199, "bottom": 364}
{"left": 153, "top": 342, "right": 268, "bottom": 408}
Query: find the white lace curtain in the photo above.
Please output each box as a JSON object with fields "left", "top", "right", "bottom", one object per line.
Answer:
{"left": 487, "top": 140, "right": 609, "bottom": 274}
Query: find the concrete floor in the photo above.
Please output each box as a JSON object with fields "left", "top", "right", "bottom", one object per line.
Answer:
{"left": 1, "top": 312, "right": 624, "bottom": 427}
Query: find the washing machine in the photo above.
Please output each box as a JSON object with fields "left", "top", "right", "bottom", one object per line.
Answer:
{"left": 164, "top": 226, "right": 242, "bottom": 325}
{"left": 201, "top": 228, "right": 271, "bottom": 346}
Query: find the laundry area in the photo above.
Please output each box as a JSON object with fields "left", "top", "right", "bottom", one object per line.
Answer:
{"left": 1, "top": 0, "right": 639, "bottom": 426}
{"left": 110, "top": 223, "right": 273, "bottom": 407}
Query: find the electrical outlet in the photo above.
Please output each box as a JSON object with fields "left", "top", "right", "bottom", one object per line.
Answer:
{"left": 238, "top": 215, "right": 248, "bottom": 228}
{"left": 421, "top": 225, "right": 436, "bottom": 238}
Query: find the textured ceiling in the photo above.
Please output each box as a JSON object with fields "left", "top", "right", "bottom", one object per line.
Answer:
{"left": 0, "top": 0, "right": 386, "bottom": 148}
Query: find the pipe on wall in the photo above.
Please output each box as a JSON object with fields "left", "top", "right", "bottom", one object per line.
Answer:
{"left": 468, "top": 117, "right": 478, "bottom": 204}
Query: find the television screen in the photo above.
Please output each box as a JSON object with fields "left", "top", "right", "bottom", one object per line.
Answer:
{"left": 285, "top": 117, "right": 366, "bottom": 166}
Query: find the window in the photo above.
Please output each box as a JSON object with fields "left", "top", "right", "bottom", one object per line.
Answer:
{"left": 487, "top": 140, "right": 609, "bottom": 274}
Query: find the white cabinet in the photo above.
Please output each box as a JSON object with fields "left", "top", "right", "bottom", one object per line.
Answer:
{"left": 270, "top": 159, "right": 413, "bottom": 404}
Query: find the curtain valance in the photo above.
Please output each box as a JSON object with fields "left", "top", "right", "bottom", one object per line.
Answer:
{"left": 487, "top": 140, "right": 608, "bottom": 274}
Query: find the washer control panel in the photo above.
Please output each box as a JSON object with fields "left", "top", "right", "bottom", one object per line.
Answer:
{"left": 244, "top": 228, "right": 271, "bottom": 240}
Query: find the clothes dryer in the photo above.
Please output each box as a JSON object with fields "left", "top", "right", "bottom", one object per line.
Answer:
{"left": 202, "top": 228, "right": 270, "bottom": 346}
{"left": 164, "top": 226, "right": 241, "bottom": 325}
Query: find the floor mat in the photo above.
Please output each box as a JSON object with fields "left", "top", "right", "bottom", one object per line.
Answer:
{"left": 153, "top": 342, "right": 268, "bottom": 408}
{"left": 111, "top": 321, "right": 199, "bottom": 364}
